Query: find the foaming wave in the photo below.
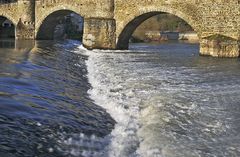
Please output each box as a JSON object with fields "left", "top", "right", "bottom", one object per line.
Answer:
{"left": 85, "top": 50, "right": 141, "bottom": 157}
{"left": 57, "top": 132, "right": 110, "bottom": 157}
{"left": 75, "top": 43, "right": 240, "bottom": 157}
{"left": 76, "top": 44, "right": 199, "bottom": 157}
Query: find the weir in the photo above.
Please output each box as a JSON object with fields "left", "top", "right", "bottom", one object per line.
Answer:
{"left": 0, "top": 0, "right": 239, "bottom": 57}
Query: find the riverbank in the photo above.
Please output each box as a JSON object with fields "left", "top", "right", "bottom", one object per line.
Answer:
{"left": 132, "top": 31, "right": 199, "bottom": 43}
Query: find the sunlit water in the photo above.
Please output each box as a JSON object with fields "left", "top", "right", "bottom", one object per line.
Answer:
{"left": 1, "top": 40, "right": 240, "bottom": 157}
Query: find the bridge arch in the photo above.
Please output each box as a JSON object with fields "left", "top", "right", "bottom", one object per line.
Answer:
{"left": 116, "top": 7, "right": 201, "bottom": 49}
{"left": 35, "top": 5, "right": 84, "bottom": 40}
{"left": 0, "top": 13, "right": 18, "bottom": 26}
{"left": 0, "top": 15, "right": 16, "bottom": 39}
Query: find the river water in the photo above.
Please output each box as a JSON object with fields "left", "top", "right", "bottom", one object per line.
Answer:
{"left": 0, "top": 40, "right": 240, "bottom": 157}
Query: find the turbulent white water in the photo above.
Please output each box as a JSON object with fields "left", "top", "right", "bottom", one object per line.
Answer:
{"left": 74, "top": 43, "right": 240, "bottom": 157}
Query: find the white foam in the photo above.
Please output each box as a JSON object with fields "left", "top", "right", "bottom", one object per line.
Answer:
{"left": 57, "top": 132, "right": 110, "bottom": 157}
{"left": 71, "top": 43, "right": 237, "bottom": 157}
{"left": 77, "top": 46, "right": 186, "bottom": 157}
{"left": 84, "top": 50, "right": 141, "bottom": 157}
{"left": 78, "top": 44, "right": 88, "bottom": 51}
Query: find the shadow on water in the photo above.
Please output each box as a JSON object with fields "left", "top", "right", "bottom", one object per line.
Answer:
{"left": 0, "top": 39, "right": 115, "bottom": 157}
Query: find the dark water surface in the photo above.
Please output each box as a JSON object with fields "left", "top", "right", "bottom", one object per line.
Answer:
{"left": 0, "top": 40, "right": 114, "bottom": 157}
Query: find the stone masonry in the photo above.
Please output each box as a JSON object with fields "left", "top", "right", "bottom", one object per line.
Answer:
{"left": 0, "top": 0, "right": 239, "bottom": 57}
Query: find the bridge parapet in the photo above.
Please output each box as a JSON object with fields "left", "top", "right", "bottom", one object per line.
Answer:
{"left": 36, "top": 0, "right": 114, "bottom": 18}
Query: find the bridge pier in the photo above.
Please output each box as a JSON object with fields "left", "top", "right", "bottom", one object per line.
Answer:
{"left": 16, "top": 23, "right": 35, "bottom": 40}
{"left": 16, "top": 0, "right": 35, "bottom": 40}
{"left": 83, "top": 18, "right": 116, "bottom": 50}
{"left": 200, "top": 35, "right": 240, "bottom": 57}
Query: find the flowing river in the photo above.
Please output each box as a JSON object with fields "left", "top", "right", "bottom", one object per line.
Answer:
{"left": 0, "top": 40, "right": 240, "bottom": 157}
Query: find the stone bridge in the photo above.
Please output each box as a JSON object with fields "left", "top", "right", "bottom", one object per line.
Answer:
{"left": 0, "top": 0, "right": 240, "bottom": 57}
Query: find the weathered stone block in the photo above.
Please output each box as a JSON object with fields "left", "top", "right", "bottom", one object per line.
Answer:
{"left": 83, "top": 18, "right": 116, "bottom": 50}
{"left": 16, "top": 21, "right": 35, "bottom": 40}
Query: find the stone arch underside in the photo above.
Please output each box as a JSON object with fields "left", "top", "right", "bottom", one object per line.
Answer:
{"left": 0, "top": 15, "right": 16, "bottom": 39}
{"left": 35, "top": 5, "right": 84, "bottom": 40}
{"left": 0, "top": 17, "right": 6, "bottom": 25}
{"left": 36, "top": 10, "right": 74, "bottom": 40}
{"left": 116, "top": 7, "right": 201, "bottom": 49}
{"left": 0, "top": 11, "right": 18, "bottom": 27}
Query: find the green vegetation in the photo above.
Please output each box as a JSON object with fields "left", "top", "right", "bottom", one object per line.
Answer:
{"left": 132, "top": 14, "right": 193, "bottom": 41}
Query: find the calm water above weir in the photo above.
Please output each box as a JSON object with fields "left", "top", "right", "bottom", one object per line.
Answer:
{"left": 0, "top": 40, "right": 240, "bottom": 157}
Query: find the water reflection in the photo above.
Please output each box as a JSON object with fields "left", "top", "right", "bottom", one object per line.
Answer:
{"left": 0, "top": 39, "right": 15, "bottom": 48}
